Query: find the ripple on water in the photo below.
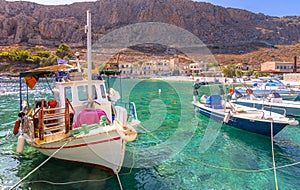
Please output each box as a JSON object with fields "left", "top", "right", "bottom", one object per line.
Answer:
{"left": 0, "top": 79, "right": 300, "bottom": 189}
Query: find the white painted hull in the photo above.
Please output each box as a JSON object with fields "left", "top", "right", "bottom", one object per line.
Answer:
{"left": 27, "top": 127, "right": 125, "bottom": 174}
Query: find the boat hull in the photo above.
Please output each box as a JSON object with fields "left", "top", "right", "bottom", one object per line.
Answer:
{"left": 236, "top": 89, "right": 299, "bottom": 100}
{"left": 232, "top": 100, "right": 300, "bottom": 117}
{"left": 194, "top": 104, "right": 288, "bottom": 136}
{"left": 27, "top": 129, "right": 125, "bottom": 174}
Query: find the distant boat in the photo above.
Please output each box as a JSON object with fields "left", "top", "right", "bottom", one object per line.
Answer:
{"left": 0, "top": 87, "right": 5, "bottom": 94}
{"left": 235, "top": 77, "right": 300, "bottom": 100}
{"left": 192, "top": 81, "right": 299, "bottom": 136}
{"left": 231, "top": 91, "right": 300, "bottom": 117}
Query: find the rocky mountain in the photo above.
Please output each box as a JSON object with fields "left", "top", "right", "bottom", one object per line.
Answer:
{"left": 0, "top": 0, "right": 299, "bottom": 54}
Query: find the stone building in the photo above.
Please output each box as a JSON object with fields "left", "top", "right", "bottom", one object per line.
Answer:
{"left": 260, "top": 61, "right": 295, "bottom": 73}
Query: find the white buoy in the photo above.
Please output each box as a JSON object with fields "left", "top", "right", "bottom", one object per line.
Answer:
{"left": 16, "top": 135, "right": 25, "bottom": 153}
{"left": 223, "top": 112, "right": 231, "bottom": 123}
{"left": 158, "top": 89, "right": 161, "bottom": 95}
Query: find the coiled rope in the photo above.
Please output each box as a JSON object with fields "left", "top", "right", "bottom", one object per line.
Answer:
{"left": 9, "top": 138, "right": 73, "bottom": 190}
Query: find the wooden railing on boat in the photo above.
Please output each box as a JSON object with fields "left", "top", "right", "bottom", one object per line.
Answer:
{"left": 33, "top": 99, "right": 74, "bottom": 144}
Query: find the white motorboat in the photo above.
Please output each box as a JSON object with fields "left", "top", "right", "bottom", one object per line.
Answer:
{"left": 231, "top": 91, "right": 300, "bottom": 117}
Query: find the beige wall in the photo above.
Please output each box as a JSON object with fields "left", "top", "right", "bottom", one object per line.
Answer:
{"left": 261, "top": 61, "right": 294, "bottom": 73}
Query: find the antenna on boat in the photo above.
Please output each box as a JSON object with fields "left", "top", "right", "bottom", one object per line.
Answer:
{"left": 86, "top": 10, "right": 93, "bottom": 105}
{"left": 75, "top": 52, "right": 81, "bottom": 72}
{"left": 116, "top": 53, "right": 123, "bottom": 101}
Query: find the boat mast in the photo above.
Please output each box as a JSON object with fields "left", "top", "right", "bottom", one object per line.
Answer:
{"left": 86, "top": 10, "right": 92, "bottom": 104}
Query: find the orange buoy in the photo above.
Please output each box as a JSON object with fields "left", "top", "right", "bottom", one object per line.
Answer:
{"left": 246, "top": 89, "right": 253, "bottom": 95}
{"left": 229, "top": 88, "right": 234, "bottom": 94}
{"left": 13, "top": 119, "right": 21, "bottom": 135}
{"left": 24, "top": 76, "right": 37, "bottom": 89}
{"left": 48, "top": 100, "right": 57, "bottom": 114}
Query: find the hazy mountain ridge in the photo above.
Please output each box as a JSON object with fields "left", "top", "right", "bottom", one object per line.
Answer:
{"left": 0, "top": 0, "right": 299, "bottom": 53}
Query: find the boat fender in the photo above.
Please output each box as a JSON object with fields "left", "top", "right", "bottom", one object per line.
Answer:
{"left": 16, "top": 134, "right": 25, "bottom": 153}
{"left": 246, "top": 89, "right": 253, "bottom": 95}
{"left": 223, "top": 112, "right": 231, "bottom": 123}
{"left": 13, "top": 118, "right": 21, "bottom": 135}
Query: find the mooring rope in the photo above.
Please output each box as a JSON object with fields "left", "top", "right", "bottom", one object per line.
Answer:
{"left": 20, "top": 177, "right": 115, "bottom": 186}
{"left": 137, "top": 124, "right": 300, "bottom": 173}
{"left": 45, "top": 75, "right": 54, "bottom": 95}
{"left": 8, "top": 130, "right": 140, "bottom": 189}
{"left": 116, "top": 173, "right": 123, "bottom": 190}
{"left": 9, "top": 138, "right": 73, "bottom": 190}
{"left": 270, "top": 120, "right": 279, "bottom": 190}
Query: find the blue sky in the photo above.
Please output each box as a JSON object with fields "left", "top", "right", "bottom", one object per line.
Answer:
{"left": 201, "top": 0, "right": 300, "bottom": 17}
{"left": 6, "top": 0, "right": 300, "bottom": 17}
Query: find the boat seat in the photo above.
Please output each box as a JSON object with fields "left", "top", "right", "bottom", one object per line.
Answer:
{"left": 73, "top": 109, "right": 111, "bottom": 128}
{"left": 206, "top": 95, "right": 223, "bottom": 109}
{"left": 234, "top": 107, "right": 246, "bottom": 113}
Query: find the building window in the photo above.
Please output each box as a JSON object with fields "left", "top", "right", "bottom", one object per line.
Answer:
{"left": 284, "top": 66, "right": 286, "bottom": 69}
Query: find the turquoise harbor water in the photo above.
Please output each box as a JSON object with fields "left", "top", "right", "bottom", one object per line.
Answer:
{"left": 1, "top": 79, "right": 300, "bottom": 189}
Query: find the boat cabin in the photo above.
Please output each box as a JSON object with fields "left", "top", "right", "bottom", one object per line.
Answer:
{"left": 53, "top": 79, "right": 112, "bottom": 120}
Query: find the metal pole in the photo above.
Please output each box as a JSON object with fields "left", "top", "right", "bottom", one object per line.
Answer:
{"left": 87, "top": 10, "right": 92, "bottom": 103}
{"left": 120, "top": 72, "right": 122, "bottom": 102}
{"left": 19, "top": 76, "right": 22, "bottom": 111}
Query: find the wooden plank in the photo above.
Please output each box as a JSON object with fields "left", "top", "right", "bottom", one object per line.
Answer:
{"left": 35, "top": 131, "right": 68, "bottom": 144}
{"left": 44, "top": 125, "right": 65, "bottom": 133}
{"left": 44, "top": 112, "right": 65, "bottom": 119}
{"left": 44, "top": 121, "right": 65, "bottom": 127}
{"left": 44, "top": 107, "right": 65, "bottom": 112}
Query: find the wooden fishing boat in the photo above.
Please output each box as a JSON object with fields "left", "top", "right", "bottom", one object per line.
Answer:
{"left": 13, "top": 11, "right": 139, "bottom": 175}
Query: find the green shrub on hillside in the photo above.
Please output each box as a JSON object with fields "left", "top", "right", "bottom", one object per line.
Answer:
{"left": 56, "top": 43, "right": 72, "bottom": 59}
{"left": 40, "top": 54, "right": 59, "bottom": 67}
{"left": 0, "top": 52, "right": 9, "bottom": 60}
{"left": 8, "top": 49, "right": 31, "bottom": 62}
{"left": 0, "top": 43, "right": 73, "bottom": 66}
{"left": 36, "top": 50, "right": 51, "bottom": 58}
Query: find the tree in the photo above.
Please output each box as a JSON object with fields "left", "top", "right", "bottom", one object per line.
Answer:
{"left": 206, "top": 62, "right": 220, "bottom": 70}
{"left": 244, "top": 69, "right": 254, "bottom": 76}
{"left": 235, "top": 70, "right": 243, "bottom": 77}
{"left": 221, "top": 64, "right": 236, "bottom": 77}
{"left": 172, "top": 70, "right": 180, "bottom": 76}
{"left": 55, "top": 43, "right": 72, "bottom": 59}
{"left": 40, "top": 54, "right": 58, "bottom": 67}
